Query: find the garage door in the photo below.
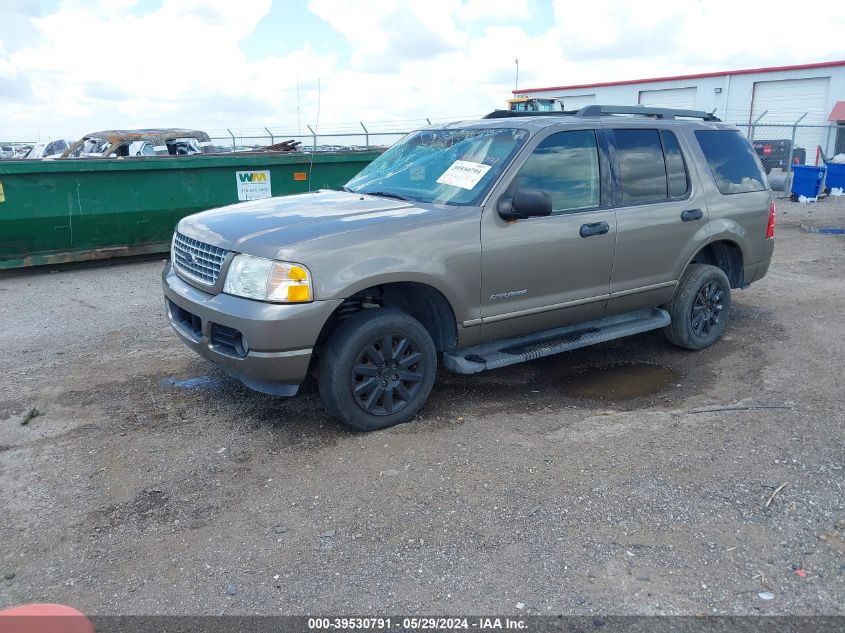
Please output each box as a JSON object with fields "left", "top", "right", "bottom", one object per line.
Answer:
{"left": 638, "top": 87, "right": 697, "bottom": 109}
{"left": 750, "top": 77, "right": 830, "bottom": 162}
{"left": 558, "top": 94, "right": 595, "bottom": 110}
{"left": 751, "top": 77, "right": 830, "bottom": 124}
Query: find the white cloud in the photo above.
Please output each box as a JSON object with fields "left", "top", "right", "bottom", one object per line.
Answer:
{"left": 0, "top": 0, "right": 843, "bottom": 142}
{"left": 307, "top": 0, "right": 468, "bottom": 69}
{"left": 0, "top": 0, "right": 49, "bottom": 17}
{"left": 1, "top": 0, "right": 335, "bottom": 139}
{"left": 550, "top": 0, "right": 843, "bottom": 71}
{"left": 458, "top": 0, "right": 530, "bottom": 22}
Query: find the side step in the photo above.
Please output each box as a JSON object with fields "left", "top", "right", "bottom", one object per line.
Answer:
{"left": 443, "top": 308, "right": 670, "bottom": 375}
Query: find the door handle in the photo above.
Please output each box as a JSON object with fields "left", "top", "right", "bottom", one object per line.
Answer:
{"left": 580, "top": 221, "right": 610, "bottom": 238}
{"left": 681, "top": 208, "right": 704, "bottom": 222}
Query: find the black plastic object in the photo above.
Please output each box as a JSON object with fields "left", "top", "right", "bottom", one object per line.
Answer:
{"left": 444, "top": 308, "right": 671, "bottom": 374}
{"left": 498, "top": 189, "right": 553, "bottom": 221}
{"left": 483, "top": 104, "right": 721, "bottom": 122}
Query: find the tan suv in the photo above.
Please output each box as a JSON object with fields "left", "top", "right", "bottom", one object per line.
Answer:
{"left": 162, "top": 105, "right": 775, "bottom": 431}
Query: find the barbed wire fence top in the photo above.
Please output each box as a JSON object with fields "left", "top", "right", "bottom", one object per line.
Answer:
{"left": 203, "top": 114, "right": 484, "bottom": 150}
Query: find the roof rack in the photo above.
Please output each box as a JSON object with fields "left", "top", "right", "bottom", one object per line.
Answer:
{"left": 482, "top": 105, "right": 721, "bottom": 122}
{"left": 576, "top": 105, "right": 721, "bottom": 121}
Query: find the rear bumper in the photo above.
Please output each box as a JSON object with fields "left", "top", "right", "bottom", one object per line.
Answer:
{"left": 161, "top": 263, "right": 341, "bottom": 395}
{"left": 745, "top": 257, "right": 772, "bottom": 285}
{"left": 744, "top": 238, "right": 774, "bottom": 285}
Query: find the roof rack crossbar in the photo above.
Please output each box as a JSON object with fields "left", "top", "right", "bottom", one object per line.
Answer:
{"left": 575, "top": 105, "right": 721, "bottom": 121}
{"left": 481, "top": 105, "right": 722, "bottom": 122}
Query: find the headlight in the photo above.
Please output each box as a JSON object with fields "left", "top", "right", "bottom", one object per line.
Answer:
{"left": 223, "top": 254, "right": 313, "bottom": 303}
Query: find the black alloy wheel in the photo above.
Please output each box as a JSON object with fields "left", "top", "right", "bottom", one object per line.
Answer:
{"left": 690, "top": 281, "right": 725, "bottom": 337}
{"left": 318, "top": 308, "right": 437, "bottom": 431}
{"left": 664, "top": 263, "right": 732, "bottom": 350}
{"left": 350, "top": 333, "right": 426, "bottom": 416}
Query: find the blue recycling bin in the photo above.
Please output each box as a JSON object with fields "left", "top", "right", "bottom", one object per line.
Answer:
{"left": 824, "top": 162, "right": 845, "bottom": 191}
{"left": 791, "top": 165, "right": 826, "bottom": 199}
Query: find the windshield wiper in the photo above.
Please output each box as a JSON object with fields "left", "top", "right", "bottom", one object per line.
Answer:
{"left": 359, "top": 190, "right": 411, "bottom": 201}
{"left": 338, "top": 185, "right": 355, "bottom": 192}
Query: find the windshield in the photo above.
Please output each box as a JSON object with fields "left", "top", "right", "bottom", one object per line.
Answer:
{"left": 67, "top": 138, "right": 110, "bottom": 158}
{"left": 346, "top": 127, "right": 529, "bottom": 206}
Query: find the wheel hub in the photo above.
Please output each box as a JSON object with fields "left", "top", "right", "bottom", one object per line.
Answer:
{"left": 350, "top": 333, "right": 426, "bottom": 416}
{"left": 691, "top": 281, "right": 724, "bottom": 337}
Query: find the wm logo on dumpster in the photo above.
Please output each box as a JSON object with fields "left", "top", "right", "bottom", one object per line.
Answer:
{"left": 238, "top": 172, "right": 269, "bottom": 183}
{"left": 235, "top": 170, "right": 272, "bottom": 201}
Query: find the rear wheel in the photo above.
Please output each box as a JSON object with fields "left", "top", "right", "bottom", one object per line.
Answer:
{"left": 664, "top": 264, "right": 731, "bottom": 350}
{"left": 318, "top": 309, "right": 437, "bottom": 431}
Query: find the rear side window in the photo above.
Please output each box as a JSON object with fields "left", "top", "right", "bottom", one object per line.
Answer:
{"left": 613, "top": 129, "right": 667, "bottom": 203}
{"left": 695, "top": 130, "right": 766, "bottom": 194}
{"left": 661, "top": 130, "right": 689, "bottom": 197}
{"left": 514, "top": 129, "right": 600, "bottom": 213}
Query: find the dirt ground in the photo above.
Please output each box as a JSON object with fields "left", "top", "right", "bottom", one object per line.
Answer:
{"left": 1, "top": 196, "right": 843, "bottom": 616}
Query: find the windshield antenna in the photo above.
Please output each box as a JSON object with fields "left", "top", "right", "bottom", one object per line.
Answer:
{"left": 308, "top": 77, "right": 321, "bottom": 193}
{"left": 296, "top": 72, "right": 301, "bottom": 138}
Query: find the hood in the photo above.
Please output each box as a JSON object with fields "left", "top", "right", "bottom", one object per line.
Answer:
{"left": 177, "top": 190, "right": 430, "bottom": 258}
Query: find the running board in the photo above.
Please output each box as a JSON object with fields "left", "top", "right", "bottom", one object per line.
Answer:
{"left": 444, "top": 308, "right": 670, "bottom": 375}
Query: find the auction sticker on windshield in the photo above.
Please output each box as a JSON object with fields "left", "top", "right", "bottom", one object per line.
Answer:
{"left": 436, "top": 160, "right": 491, "bottom": 190}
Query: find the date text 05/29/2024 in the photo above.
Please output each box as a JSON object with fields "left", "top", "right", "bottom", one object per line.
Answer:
{"left": 307, "top": 617, "right": 527, "bottom": 630}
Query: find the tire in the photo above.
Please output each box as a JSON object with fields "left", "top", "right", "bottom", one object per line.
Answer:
{"left": 318, "top": 308, "right": 437, "bottom": 431}
{"left": 664, "top": 264, "right": 732, "bottom": 351}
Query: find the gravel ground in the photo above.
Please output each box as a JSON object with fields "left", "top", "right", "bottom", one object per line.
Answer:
{"left": 0, "top": 195, "right": 843, "bottom": 616}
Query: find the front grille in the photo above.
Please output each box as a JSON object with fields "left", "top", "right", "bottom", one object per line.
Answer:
{"left": 210, "top": 323, "right": 248, "bottom": 358}
{"left": 172, "top": 232, "right": 228, "bottom": 286}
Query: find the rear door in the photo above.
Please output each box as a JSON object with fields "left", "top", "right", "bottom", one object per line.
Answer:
{"left": 479, "top": 126, "right": 616, "bottom": 341}
{"left": 605, "top": 124, "right": 711, "bottom": 314}
{"left": 691, "top": 128, "right": 772, "bottom": 280}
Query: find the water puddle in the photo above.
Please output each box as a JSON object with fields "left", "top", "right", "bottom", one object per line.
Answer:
{"left": 560, "top": 362, "right": 681, "bottom": 400}
{"left": 160, "top": 376, "right": 222, "bottom": 389}
{"left": 802, "top": 226, "right": 845, "bottom": 235}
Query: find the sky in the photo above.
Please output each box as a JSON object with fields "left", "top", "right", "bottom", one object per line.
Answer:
{"left": 0, "top": 0, "right": 843, "bottom": 142}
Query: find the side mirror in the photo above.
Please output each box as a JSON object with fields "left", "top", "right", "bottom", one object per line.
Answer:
{"left": 498, "top": 189, "right": 553, "bottom": 221}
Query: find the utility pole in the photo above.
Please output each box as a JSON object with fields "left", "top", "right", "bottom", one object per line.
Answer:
{"left": 514, "top": 58, "right": 519, "bottom": 92}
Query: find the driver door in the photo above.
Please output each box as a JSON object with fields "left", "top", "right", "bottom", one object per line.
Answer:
{"left": 479, "top": 127, "right": 617, "bottom": 342}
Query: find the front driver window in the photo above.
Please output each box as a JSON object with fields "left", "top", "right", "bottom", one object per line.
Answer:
{"left": 513, "top": 130, "right": 600, "bottom": 213}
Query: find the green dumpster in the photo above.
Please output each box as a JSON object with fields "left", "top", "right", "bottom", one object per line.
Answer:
{"left": 0, "top": 150, "right": 380, "bottom": 269}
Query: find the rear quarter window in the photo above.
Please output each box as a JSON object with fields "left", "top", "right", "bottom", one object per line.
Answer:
{"left": 694, "top": 130, "right": 766, "bottom": 195}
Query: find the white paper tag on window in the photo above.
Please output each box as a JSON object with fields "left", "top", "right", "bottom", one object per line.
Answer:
{"left": 436, "top": 160, "right": 492, "bottom": 190}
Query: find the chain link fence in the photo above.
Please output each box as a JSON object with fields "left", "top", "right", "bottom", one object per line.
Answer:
{"left": 0, "top": 115, "right": 483, "bottom": 157}
{"left": 204, "top": 115, "right": 483, "bottom": 152}
{"left": 730, "top": 116, "right": 845, "bottom": 193}
{"left": 6, "top": 114, "right": 844, "bottom": 179}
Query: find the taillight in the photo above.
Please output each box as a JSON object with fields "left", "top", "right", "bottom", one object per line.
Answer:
{"left": 765, "top": 201, "right": 775, "bottom": 239}
{"left": 763, "top": 144, "right": 772, "bottom": 155}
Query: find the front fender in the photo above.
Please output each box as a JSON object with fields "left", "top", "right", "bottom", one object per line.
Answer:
{"left": 322, "top": 265, "right": 477, "bottom": 325}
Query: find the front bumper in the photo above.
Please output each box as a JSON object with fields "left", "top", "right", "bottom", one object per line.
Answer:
{"left": 161, "top": 263, "right": 342, "bottom": 396}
